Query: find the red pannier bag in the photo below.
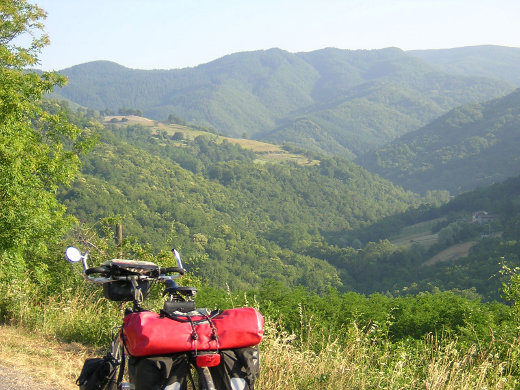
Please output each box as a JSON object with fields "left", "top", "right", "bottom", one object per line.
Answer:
{"left": 122, "top": 307, "right": 264, "bottom": 357}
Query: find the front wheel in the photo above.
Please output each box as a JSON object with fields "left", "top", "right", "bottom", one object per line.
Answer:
{"left": 108, "top": 328, "right": 124, "bottom": 389}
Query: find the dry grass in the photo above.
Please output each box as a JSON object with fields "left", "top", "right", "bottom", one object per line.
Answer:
{"left": 1, "top": 319, "right": 519, "bottom": 390}
{"left": 424, "top": 241, "right": 478, "bottom": 266}
{"left": 102, "top": 115, "right": 318, "bottom": 165}
{"left": 0, "top": 325, "right": 99, "bottom": 389}
{"left": 220, "top": 137, "right": 283, "bottom": 153}
{"left": 257, "top": 321, "right": 519, "bottom": 390}
{"left": 104, "top": 115, "right": 156, "bottom": 125}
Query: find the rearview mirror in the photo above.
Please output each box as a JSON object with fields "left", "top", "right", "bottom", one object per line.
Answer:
{"left": 172, "top": 249, "right": 183, "bottom": 269}
{"left": 65, "top": 246, "right": 82, "bottom": 263}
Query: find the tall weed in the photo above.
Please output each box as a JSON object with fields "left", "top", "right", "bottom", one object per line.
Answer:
{"left": 258, "top": 318, "right": 520, "bottom": 389}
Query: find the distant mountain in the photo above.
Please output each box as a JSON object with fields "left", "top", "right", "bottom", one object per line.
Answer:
{"left": 408, "top": 45, "right": 520, "bottom": 86}
{"left": 356, "top": 88, "right": 520, "bottom": 195}
{"left": 54, "top": 47, "right": 514, "bottom": 157}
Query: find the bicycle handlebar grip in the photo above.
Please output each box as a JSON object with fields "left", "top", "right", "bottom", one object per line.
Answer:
{"left": 85, "top": 266, "right": 109, "bottom": 276}
{"left": 160, "top": 266, "right": 186, "bottom": 275}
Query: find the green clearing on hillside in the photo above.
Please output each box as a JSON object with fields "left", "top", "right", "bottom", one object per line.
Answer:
{"left": 104, "top": 115, "right": 318, "bottom": 165}
{"left": 423, "top": 241, "right": 478, "bottom": 266}
{"left": 388, "top": 217, "right": 482, "bottom": 268}
{"left": 390, "top": 218, "right": 443, "bottom": 249}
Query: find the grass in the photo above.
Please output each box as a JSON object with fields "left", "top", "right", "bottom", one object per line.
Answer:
{"left": 2, "top": 317, "right": 520, "bottom": 390}
{"left": 0, "top": 325, "right": 99, "bottom": 389}
{"left": 390, "top": 218, "right": 444, "bottom": 249}
{"left": 424, "top": 241, "right": 479, "bottom": 266}
{"left": 103, "top": 115, "right": 319, "bottom": 165}
{"left": 2, "top": 267, "right": 520, "bottom": 389}
{"left": 256, "top": 319, "right": 520, "bottom": 390}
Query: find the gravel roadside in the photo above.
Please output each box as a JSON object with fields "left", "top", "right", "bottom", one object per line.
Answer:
{"left": 0, "top": 325, "right": 99, "bottom": 390}
{"left": 0, "top": 364, "right": 61, "bottom": 390}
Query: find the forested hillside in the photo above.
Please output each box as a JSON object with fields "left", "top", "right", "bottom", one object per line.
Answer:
{"left": 329, "top": 173, "right": 520, "bottom": 301}
{"left": 357, "top": 88, "right": 520, "bottom": 195}
{"left": 408, "top": 45, "right": 520, "bottom": 86}
{"left": 54, "top": 110, "right": 520, "bottom": 303}
{"left": 53, "top": 47, "right": 514, "bottom": 157}
{"left": 58, "top": 113, "right": 427, "bottom": 292}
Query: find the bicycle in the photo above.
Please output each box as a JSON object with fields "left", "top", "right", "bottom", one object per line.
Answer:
{"left": 66, "top": 246, "right": 263, "bottom": 390}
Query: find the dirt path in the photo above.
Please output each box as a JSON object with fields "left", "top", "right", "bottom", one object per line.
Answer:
{"left": 0, "top": 325, "right": 100, "bottom": 390}
{"left": 0, "top": 364, "right": 60, "bottom": 390}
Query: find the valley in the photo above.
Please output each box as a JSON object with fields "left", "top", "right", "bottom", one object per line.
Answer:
{"left": 4, "top": 2, "right": 520, "bottom": 388}
{"left": 50, "top": 43, "right": 520, "bottom": 300}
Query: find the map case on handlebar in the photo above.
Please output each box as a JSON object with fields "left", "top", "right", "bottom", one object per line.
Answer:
{"left": 102, "top": 259, "right": 160, "bottom": 276}
{"left": 97, "top": 259, "right": 160, "bottom": 302}
{"left": 122, "top": 307, "right": 264, "bottom": 357}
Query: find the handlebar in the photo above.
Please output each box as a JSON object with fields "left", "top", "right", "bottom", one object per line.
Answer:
{"left": 160, "top": 266, "right": 185, "bottom": 276}
{"left": 66, "top": 246, "right": 187, "bottom": 285}
{"left": 83, "top": 270, "right": 185, "bottom": 285}
{"left": 66, "top": 246, "right": 195, "bottom": 309}
{"left": 84, "top": 266, "right": 185, "bottom": 278}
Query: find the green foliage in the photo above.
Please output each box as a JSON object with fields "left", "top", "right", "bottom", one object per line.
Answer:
{"left": 58, "top": 122, "right": 424, "bottom": 292}
{"left": 54, "top": 117, "right": 520, "bottom": 301}
{"left": 53, "top": 48, "right": 513, "bottom": 157}
{"left": 358, "top": 88, "right": 520, "bottom": 195}
{"left": 118, "top": 107, "right": 142, "bottom": 116}
{"left": 0, "top": 2, "right": 98, "bottom": 330}
{"left": 0, "top": 2, "right": 94, "bottom": 262}
{"left": 314, "top": 174, "right": 520, "bottom": 301}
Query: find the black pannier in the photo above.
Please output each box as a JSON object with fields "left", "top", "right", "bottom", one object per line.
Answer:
{"left": 210, "top": 347, "right": 260, "bottom": 390}
{"left": 128, "top": 347, "right": 259, "bottom": 390}
{"left": 76, "top": 354, "right": 119, "bottom": 390}
{"left": 129, "top": 353, "right": 189, "bottom": 390}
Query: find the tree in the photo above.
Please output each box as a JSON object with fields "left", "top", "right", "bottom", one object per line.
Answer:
{"left": 0, "top": 0, "right": 91, "bottom": 262}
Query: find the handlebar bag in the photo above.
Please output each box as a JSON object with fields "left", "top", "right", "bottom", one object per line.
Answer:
{"left": 122, "top": 307, "right": 264, "bottom": 357}
{"left": 101, "top": 260, "right": 159, "bottom": 301}
{"left": 105, "top": 259, "right": 160, "bottom": 277}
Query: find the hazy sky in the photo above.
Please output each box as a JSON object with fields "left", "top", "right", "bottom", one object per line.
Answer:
{"left": 35, "top": 0, "right": 520, "bottom": 71}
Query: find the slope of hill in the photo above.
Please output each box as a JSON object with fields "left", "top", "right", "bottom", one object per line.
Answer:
{"left": 48, "top": 102, "right": 520, "bottom": 301}
{"left": 312, "top": 173, "right": 520, "bottom": 300}
{"left": 408, "top": 45, "right": 520, "bottom": 86}
{"left": 356, "top": 88, "right": 520, "bottom": 195}
{"left": 58, "top": 112, "right": 425, "bottom": 292}
{"left": 54, "top": 47, "right": 514, "bottom": 157}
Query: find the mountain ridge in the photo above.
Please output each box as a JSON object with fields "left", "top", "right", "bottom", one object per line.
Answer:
{"left": 408, "top": 45, "right": 520, "bottom": 86}
{"left": 356, "top": 87, "right": 520, "bottom": 195}
{"left": 54, "top": 46, "right": 516, "bottom": 157}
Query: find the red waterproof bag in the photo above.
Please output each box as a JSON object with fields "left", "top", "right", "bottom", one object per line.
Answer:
{"left": 122, "top": 307, "right": 264, "bottom": 357}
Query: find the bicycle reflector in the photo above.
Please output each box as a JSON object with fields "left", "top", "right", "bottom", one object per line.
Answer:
{"left": 196, "top": 353, "right": 221, "bottom": 367}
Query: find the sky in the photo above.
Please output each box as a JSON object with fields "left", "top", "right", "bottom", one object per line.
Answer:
{"left": 34, "top": 0, "right": 520, "bottom": 71}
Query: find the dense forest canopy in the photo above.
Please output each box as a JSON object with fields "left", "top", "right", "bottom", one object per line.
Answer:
{"left": 357, "top": 88, "right": 520, "bottom": 195}
{"left": 52, "top": 47, "right": 515, "bottom": 157}
{"left": 58, "top": 118, "right": 427, "bottom": 292}
{"left": 51, "top": 113, "right": 520, "bottom": 303}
